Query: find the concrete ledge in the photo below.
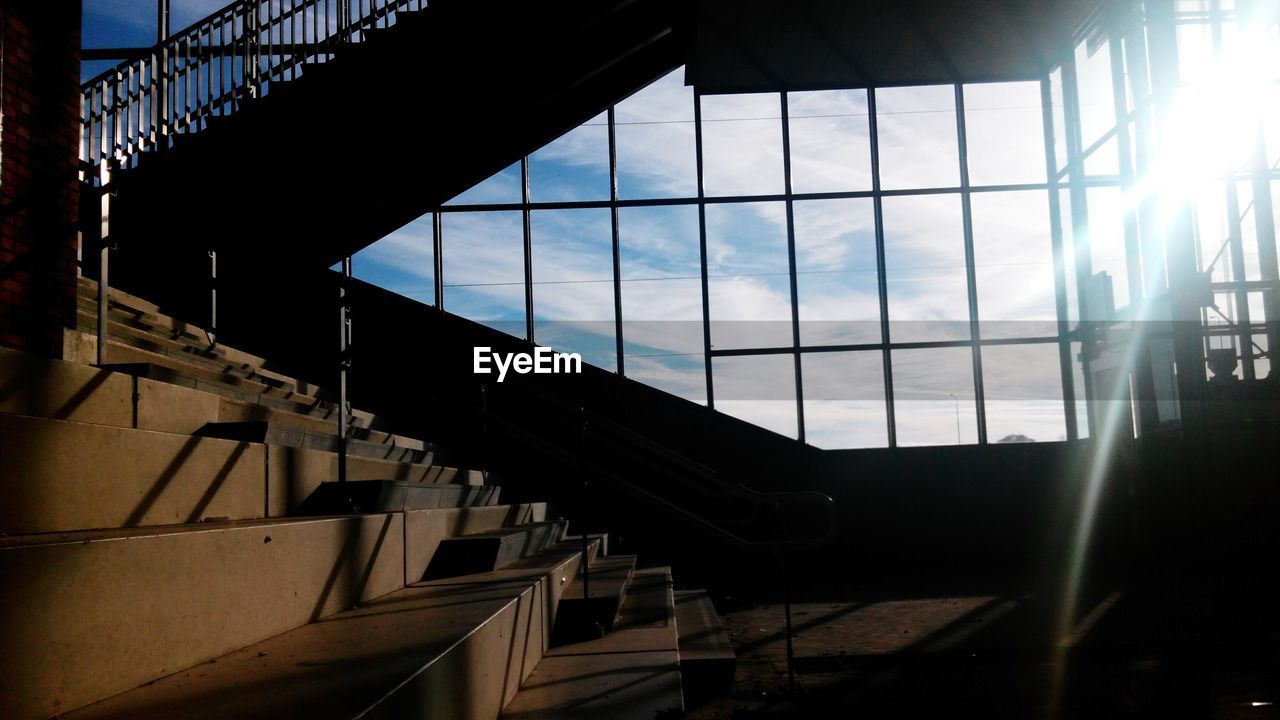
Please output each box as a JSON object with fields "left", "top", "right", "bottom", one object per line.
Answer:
{"left": 0, "top": 514, "right": 405, "bottom": 720}
{"left": 58, "top": 540, "right": 594, "bottom": 720}
{"left": 0, "top": 413, "right": 267, "bottom": 534}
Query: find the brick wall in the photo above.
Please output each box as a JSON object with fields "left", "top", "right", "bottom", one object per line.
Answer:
{"left": 0, "top": 4, "right": 81, "bottom": 357}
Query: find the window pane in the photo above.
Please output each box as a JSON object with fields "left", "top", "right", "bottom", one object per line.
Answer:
{"left": 441, "top": 211, "right": 525, "bottom": 337}
{"left": 531, "top": 209, "right": 616, "bottom": 370}
{"left": 787, "top": 89, "right": 872, "bottom": 193}
{"left": 713, "top": 354, "right": 798, "bottom": 438}
{"left": 1084, "top": 186, "right": 1129, "bottom": 311}
{"left": 891, "top": 347, "right": 978, "bottom": 446}
{"left": 793, "top": 198, "right": 881, "bottom": 346}
{"left": 963, "top": 82, "right": 1047, "bottom": 186}
{"left": 701, "top": 93, "right": 785, "bottom": 196}
{"left": 616, "top": 68, "right": 697, "bottom": 199}
{"left": 706, "top": 202, "right": 793, "bottom": 349}
{"left": 352, "top": 214, "right": 435, "bottom": 306}
{"left": 971, "top": 191, "right": 1058, "bottom": 338}
{"left": 982, "top": 343, "right": 1067, "bottom": 443}
{"left": 446, "top": 161, "right": 522, "bottom": 205}
{"left": 802, "top": 351, "right": 888, "bottom": 449}
{"left": 1050, "top": 68, "right": 1069, "bottom": 175}
{"left": 875, "top": 85, "right": 960, "bottom": 190}
{"left": 619, "top": 205, "right": 706, "bottom": 404}
{"left": 1075, "top": 37, "right": 1116, "bottom": 153}
{"left": 1071, "top": 340, "right": 1091, "bottom": 439}
{"left": 882, "top": 194, "right": 970, "bottom": 342}
{"left": 529, "top": 112, "right": 610, "bottom": 201}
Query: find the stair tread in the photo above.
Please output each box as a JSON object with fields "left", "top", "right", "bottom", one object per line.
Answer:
{"left": 63, "top": 541, "right": 590, "bottom": 720}
{"left": 561, "top": 553, "right": 636, "bottom": 602}
{"left": 674, "top": 589, "right": 735, "bottom": 662}
{"left": 501, "top": 567, "right": 682, "bottom": 719}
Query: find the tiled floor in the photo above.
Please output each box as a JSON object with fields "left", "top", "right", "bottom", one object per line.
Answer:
{"left": 686, "top": 587, "right": 1280, "bottom": 719}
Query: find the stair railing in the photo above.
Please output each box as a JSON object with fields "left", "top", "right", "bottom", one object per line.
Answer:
{"left": 80, "top": 0, "right": 427, "bottom": 183}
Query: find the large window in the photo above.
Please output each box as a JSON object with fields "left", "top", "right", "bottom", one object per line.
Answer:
{"left": 353, "top": 56, "right": 1190, "bottom": 449}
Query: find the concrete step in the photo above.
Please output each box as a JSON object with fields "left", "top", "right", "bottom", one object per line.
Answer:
{"left": 674, "top": 589, "right": 737, "bottom": 708}
{"left": 73, "top": 306, "right": 300, "bottom": 394}
{"left": 551, "top": 553, "right": 637, "bottom": 644}
{"left": 295, "top": 479, "right": 499, "bottom": 516}
{"left": 59, "top": 538, "right": 599, "bottom": 720}
{"left": 194, "top": 420, "right": 428, "bottom": 464}
{"left": 500, "top": 567, "right": 683, "bottom": 720}
{"left": 423, "top": 520, "right": 569, "bottom": 580}
{"left": 0, "top": 412, "right": 451, "bottom": 534}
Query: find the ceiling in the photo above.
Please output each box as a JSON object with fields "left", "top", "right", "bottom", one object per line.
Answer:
{"left": 684, "top": 0, "right": 1106, "bottom": 93}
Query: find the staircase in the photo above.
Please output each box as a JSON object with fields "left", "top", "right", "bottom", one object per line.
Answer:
{"left": 0, "top": 280, "right": 736, "bottom": 719}
{"left": 82, "top": 0, "right": 683, "bottom": 318}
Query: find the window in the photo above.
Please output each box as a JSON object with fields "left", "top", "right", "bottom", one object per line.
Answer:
{"left": 700, "top": 93, "right": 784, "bottom": 196}
{"left": 875, "top": 85, "right": 960, "bottom": 190}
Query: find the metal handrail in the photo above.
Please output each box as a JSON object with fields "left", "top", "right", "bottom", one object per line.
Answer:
{"left": 378, "top": 355, "right": 839, "bottom": 552}
{"left": 80, "top": 0, "right": 426, "bottom": 182}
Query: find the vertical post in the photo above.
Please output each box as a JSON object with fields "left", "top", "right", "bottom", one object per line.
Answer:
{"left": 777, "top": 500, "right": 795, "bottom": 695}
{"left": 157, "top": 0, "right": 170, "bottom": 42}
{"left": 97, "top": 160, "right": 117, "bottom": 367}
{"left": 779, "top": 92, "right": 805, "bottom": 444}
{"left": 868, "top": 88, "right": 897, "bottom": 447}
{"left": 608, "top": 107, "right": 624, "bottom": 376}
{"left": 338, "top": 256, "right": 352, "bottom": 483}
{"left": 480, "top": 383, "right": 489, "bottom": 482}
{"left": 579, "top": 408, "right": 591, "bottom": 604}
{"left": 522, "top": 156, "right": 535, "bottom": 342}
{"left": 955, "top": 84, "right": 986, "bottom": 445}
{"left": 208, "top": 250, "right": 218, "bottom": 347}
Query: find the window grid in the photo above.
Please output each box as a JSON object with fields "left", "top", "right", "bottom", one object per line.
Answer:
{"left": 420, "top": 79, "right": 1080, "bottom": 448}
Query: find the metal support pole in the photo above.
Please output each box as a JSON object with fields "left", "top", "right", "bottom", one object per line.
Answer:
{"left": 157, "top": 0, "right": 170, "bottom": 42}
{"left": 97, "top": 161, "right": 116, "bottom": 368}
{"left": 208, "top": 250, "right": 218, "bottom": 348}
{"left": 579, "top": 408, "right": 591, "bottom": 604}
{"left": 480, "top": 384, "right": 489, "bottom": 483}
{"left": 777, "top": 500, "right": 795, "bottom": 695}
{"left": 338, "top": 256, "right": 352, "bottom": 483}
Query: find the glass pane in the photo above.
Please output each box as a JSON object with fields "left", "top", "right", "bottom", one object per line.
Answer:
{"left": 1265, "top": 84, "right": 1280, "bottom": 171}
{"left": 530, "top": 209, "right": 616, "bottom": 370}
{"left": 802, "top": 351, "right": 888, "bottom": 449}
{"left": 1195, "top": 179, "right": 1232, "bottom": 282}
{"left": 1059, "top": 187, "right": 1081, "bottom": 330}
{"left": 794, "top": 199, "right": 881, "bottom": 346}
{"left": 891, "top": 346, "right": 978, "bottom": 446}
{"left": 1083, "top": 134, "right": 1121, "bottom": 177}
{"left": 706, "top": 202, "right": 793, "bottom": 349}
{"left": 529, "top": 112, "right": 610, "bottom": 201}
{"left": 882, "top": 194, "right": 970, "bottom": 342}
{"left": 441, "top": 211, "right": 526, "bottom": 337}
{"left": 982, "top": 343, "right": 1068, "bottom": 443}
{"left": 1075, "top": 37, "right": 1116, "bottom": 153}
{"left": 1084, "top": 186, "right": 1129, "bottom": 311}
{"left": 1050, "top": 68, "right": 1069, "bottom": 175}
{"left": 701, "top": 93, "right": 784, "bottom": 196}
{"left": 619, "top": 205, "right": 706, "bottom": 404}
{"left": 787, "top": 89, "right": 873, "bottom": 193}
{"left": 446, "top": 161, "right": 522, "bottom": 205}
{"left": 352, "top": 214, "right": 436, "bottom": 305}
{"left": 616, "top": 68, "right": 697, "bottom": 199}
{"left": 713, "top": 354, "right": 798, "bottom": 438}
{"left": 971, "top": 191, "right": 1058, "bottom": 338}
{"left": 875, "top": 85, "right": 960, "bottom": 190}
{"left": 963, "top": 82, "right": 1047, "bottom": 186}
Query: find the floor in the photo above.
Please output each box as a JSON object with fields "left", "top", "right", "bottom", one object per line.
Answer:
{"left": 684, "top": 580, "right": 1280, "bottom": 719}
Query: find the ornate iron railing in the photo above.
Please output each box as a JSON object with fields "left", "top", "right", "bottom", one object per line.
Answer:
{"left": 81, "top": 0, "right": 426, "bottom": 183}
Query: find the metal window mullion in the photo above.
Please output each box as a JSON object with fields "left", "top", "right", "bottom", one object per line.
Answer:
{"left": 522, "top": 156, "right": 535, "bottom": 343}
{"left": 1109, "top": 28, "right": 1144, "bottom": 308}
{"left": 780, "top": 92, "right": 805, "bottom": 443}
{"left": 609, "top": 106, "right": 625, "bottom": 376}
{"left": 956, "top": 84, "right": 986, "bottom": 445}
{"left": 433, "top": 211, "right": 444, "bottom": 309}
{"left": 867, "top": 87, "right": 896, "bottom": 447}
{"left": 694, "top": 90, "right": 715, "bottom": 408}
{"left": 1062, "top": 52, "right": 1099, "bottom": 437}
{"left": 1043, "top": 76, "right": 1079, "bottom": 441}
